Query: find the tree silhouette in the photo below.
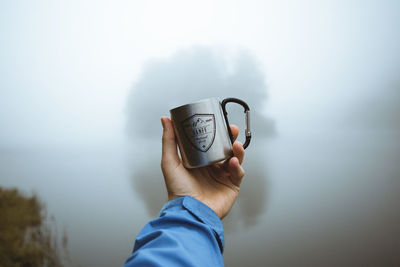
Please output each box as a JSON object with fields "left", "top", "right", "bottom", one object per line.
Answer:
{"left": 125, "top": 46, "right": 275, "bottom": 229}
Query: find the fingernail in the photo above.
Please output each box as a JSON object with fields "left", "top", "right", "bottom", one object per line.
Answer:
{"left": 230, "top": 157, "right": 239, "bottom": 167}
{"left": 161, "top": 118, "right": 165, "bottom": 129}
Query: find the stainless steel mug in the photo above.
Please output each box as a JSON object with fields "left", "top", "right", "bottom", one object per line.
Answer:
{"left": 170, "top": 97, "right": 251, "bottom": 168}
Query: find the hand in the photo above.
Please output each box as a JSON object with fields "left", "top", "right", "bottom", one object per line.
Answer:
{"left": 160, "top": 117, "right": 246, "bottom": 219}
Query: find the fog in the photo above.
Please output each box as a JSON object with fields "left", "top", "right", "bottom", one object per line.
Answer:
{"left": 0, "top": 1, "right": 399, "bottom": 266}
{"left": 125, "top": 47, "right": 274, "bottom": 229}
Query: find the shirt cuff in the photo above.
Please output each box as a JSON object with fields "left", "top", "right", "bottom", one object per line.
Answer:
{"left": 159, "top": 196, "right": 225, "bottom": 252}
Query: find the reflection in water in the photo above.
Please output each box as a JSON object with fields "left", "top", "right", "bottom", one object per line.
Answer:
{"left": 125, "top": 47, "right": 275, "bottom": 228}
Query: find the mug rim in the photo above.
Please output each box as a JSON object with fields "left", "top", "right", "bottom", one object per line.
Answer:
{"left": 169, "top": 97, "right": 219, "bottom": 112}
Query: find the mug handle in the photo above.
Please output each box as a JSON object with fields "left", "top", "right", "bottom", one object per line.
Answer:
{"left": 221, "top": 98, "right": 251, "bottom": 149}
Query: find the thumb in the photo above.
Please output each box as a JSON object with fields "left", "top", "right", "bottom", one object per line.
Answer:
{"left": 161, "top": 117, "right": 180, "bottom": 170}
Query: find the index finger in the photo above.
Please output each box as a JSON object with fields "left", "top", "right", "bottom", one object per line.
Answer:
{"left": 233, "top": 141, "right": 245, "bottom": 164}
{"left": 230, "top": 125, "right": 239, "bottom": 141}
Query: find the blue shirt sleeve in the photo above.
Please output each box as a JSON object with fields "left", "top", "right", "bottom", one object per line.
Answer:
{"left": 124, "top": 196, "right": 225, "bottom": 267}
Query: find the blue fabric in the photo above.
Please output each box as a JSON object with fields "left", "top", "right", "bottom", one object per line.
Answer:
{"left": 124, "top": 196, "right": 224, "bottom": 267}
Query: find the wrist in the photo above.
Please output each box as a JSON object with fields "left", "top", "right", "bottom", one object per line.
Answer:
{"left": 194, "top": 196, "right": 224, "bottom": 219}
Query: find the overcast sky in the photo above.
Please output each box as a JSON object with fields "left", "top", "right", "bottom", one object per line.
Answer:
{"left": 1, "top": 0, "right": 399, "bottom": 147}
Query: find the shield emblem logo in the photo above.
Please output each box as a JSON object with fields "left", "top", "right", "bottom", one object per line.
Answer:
{"left": 181, "top": 114, "right": 216, "bottom": 152}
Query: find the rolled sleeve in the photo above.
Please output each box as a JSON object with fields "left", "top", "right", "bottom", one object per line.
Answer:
{"left": 124, "top": 196, "right": 225, "bottom": 267}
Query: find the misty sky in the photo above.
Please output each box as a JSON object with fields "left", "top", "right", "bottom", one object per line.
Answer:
{"left": 1, "top": 1, "right": 399, "bottom": 266}
{"left": 1, "top": 0, "right": 399, "bottom": 147}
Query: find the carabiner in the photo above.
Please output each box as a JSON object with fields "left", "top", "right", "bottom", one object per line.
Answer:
{"left": 221, "top": 97, "right": 251, "bottom": 149}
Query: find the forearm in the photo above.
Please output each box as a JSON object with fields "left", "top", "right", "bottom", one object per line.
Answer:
{"left": 124, "top": 196, "right": 224, "bottom": 267}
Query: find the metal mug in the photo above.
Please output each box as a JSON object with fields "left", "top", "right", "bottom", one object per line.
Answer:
{"left": 169, "top": 97, "right": 251, "bottom": 168}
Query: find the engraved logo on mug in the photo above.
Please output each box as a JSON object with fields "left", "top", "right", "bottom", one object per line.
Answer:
{"left": 182, "top": 114, "right": 216, "bottom": 152}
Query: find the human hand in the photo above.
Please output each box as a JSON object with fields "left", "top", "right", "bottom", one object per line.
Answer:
{"left": 160, "top": 117, "right": 246, "bottom": 219}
